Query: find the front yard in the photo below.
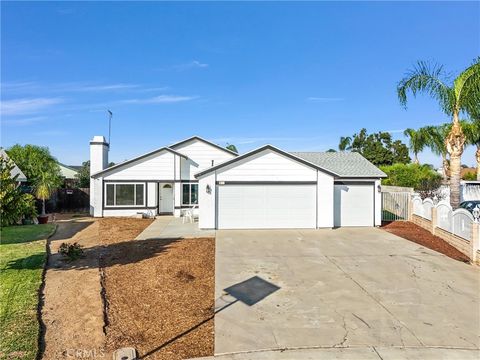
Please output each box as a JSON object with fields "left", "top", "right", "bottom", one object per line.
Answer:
{"left": 0, "top": 224, "right": 56, "bottom": 360}
{"left": 99, "top": 219, "right": 215, "bottom": 359}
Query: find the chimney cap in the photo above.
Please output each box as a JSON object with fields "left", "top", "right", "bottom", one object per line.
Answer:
{"left": 90, "top": 135, "right": 109, "bottom": 146}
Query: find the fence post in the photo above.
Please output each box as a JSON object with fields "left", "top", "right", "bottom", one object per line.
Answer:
{"left": 408, "top": 196, "right": 413, "bottom": 221}
{"left": 431, "top": 206, "right": 437, "bottom": 235}
{"left": 471, "top": 222, "right": 479, "bottom": 263}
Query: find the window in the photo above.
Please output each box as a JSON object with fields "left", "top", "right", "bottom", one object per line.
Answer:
{"left": 182, "top": 183, "right": 198, "bottom": 205}
{"left": 105, "top": 183, "right": 145, "bottom": 207}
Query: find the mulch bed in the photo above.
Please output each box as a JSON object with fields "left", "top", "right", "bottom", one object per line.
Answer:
{"left": 382, "top": 221, "right": 470, "bottom": 263}
{"left": 99, "top": 218, "right": 215, "bottom": 360}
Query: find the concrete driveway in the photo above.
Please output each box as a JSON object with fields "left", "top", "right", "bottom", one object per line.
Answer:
{"left": 214, "top": 227, "right": 480, "bottom": 358}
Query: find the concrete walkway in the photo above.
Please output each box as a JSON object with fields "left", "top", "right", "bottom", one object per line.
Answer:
{"left": 214, "top": 227, "right": 480, "bottom": 358}
{"left": 194, "top": 346, "right": 480, "bottom": 359}
{"left": 135, "top": 216, "right": 216, "bottom": 240}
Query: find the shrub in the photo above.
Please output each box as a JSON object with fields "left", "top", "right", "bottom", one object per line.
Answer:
{"left": 0, "top": 157, "right": 38, "bottom": 226}
{"left": 58, "top": 242, "right": 84, "bottom": 260}
{"left": 462, "top": 171, "right": 477, "bottom": 181}
{"left": 380, "top": 163, "right": 442, "bottom": 189}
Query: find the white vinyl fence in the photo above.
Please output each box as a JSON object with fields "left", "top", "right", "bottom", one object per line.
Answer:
{"left": 413, "top": 197, "right": 475, "bottom": 242}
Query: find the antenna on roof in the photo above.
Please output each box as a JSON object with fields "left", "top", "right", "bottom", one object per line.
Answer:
{"left": 107, "top": 110, "right": 113, "bottom": 147}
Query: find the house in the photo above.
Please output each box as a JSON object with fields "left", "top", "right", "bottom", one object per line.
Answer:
{"left": 58, "top": 163, "right": 79, "bottom": 187}
{"left": 1, "top": 148, "right": 27, "bottom": 183}
{"left": 89, "top": 135, "right": 386, "bottom": 229}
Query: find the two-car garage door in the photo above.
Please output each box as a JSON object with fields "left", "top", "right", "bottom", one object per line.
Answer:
{"left": 217, "top": 184, "right": 317, "bottom": 229}
{"left": 216, "top": 182, "right": 375, "bottom": 229}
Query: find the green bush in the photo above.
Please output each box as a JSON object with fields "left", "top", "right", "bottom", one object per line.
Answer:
{"left": 380, "top": 163, "right": 442, "bottom": 189}
{"left": 58, "top": 242, "right": 84, "bottom": 260}
{"left": 462, "top": 171, "right": 477, "bottom": 181}
{"left": 0, "top": 157, "right": 38, "bottom": 227}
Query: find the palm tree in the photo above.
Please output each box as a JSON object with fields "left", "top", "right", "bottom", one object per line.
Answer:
{"left": 35, "top": 169, "right": 60, "bottom": 218}
{"left": 397, "top": 59, "right": 480, "bottom": 207}
{"left": 422, "top": 124, "right": 451, "bottom": 179}
{"left": 403, "top": 128, "right": 427, "bottom": 164}
{"left": 226, "top": 144, "right": 238, "bottom": 153}
{"left": 462, "top": 120, "right": 480, "bottom": 180}
{"left": 338, "top": 136, "right": 352, "bottom": 151}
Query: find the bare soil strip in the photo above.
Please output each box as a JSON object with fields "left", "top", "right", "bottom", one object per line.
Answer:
{"left": 382, "top": 221, "right": 471, "bottom": 262}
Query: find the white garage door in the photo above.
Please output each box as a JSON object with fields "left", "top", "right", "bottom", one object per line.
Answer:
{"left": 334, "top": 183, "right": 374, "bottom": 227}
{"left": 217, "top": 184, "right": 316, "bottom": 229}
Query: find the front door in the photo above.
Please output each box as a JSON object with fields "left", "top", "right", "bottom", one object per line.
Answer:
{"left": 159, "top": 183, "right": 174, "bottom": 214}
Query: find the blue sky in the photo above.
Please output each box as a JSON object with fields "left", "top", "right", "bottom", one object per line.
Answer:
{"left": 1, "top": 1, "right": 479, "bottom": 166}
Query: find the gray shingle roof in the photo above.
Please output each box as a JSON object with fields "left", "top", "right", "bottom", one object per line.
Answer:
{"left": 0, "top": 148, "right": 27, "bottom": 182}
{"left": 291, "top": 151, "right": 387, "bottom": 178}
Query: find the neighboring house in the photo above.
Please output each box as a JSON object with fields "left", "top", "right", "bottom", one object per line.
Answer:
{"left": 89, "top": 135, "right": 386, "bottom": 229}
{"left": 58, "top": 163, "right": 79, "bottom": 187}
{"left": 0, "top": 148, "right": 27, "bottom": 183}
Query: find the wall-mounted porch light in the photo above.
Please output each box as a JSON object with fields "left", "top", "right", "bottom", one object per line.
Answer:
{"left": 206, "top": 184, "right": 212, "bottom": 194}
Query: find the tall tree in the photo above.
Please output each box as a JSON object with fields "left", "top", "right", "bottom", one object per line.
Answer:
{"left": 462, "top": 120, "right": 480, "bottom": 180}
{"left": 403, "top": 128, "right": 427, "bottom": 164}
{"left": 226, "top": 143, "right": 238, "bottom": 153}
{"left": 7, "top": 144, "right": 62, "bottom": 186}
{"left": 397, "top": 59, "right": 480, "bottom": 207}
{"left": 338, "top": 128, "right": 410, "bottom": 166}
{"left": 422, "top": 124, "right": 451, "bottom": 179}
{"left": 338, "top": 136, "right": 352, "bottom": 151}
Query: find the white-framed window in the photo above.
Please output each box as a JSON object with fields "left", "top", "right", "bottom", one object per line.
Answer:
{"left": 182, "top": 183, "right": 198, "bottom": 205}
{"left": 105, "top": 183, "right": 145, "bottom": 207}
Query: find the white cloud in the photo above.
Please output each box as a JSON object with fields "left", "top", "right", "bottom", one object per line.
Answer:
{"left": 1, "top": 116, "right": 47, "bottom": 126}
{"left": 122, "top": 95, "right": 198, "bottom": 104}
{"left": 1, "top": 81, "right": 161, "bottom": 94}
{"left": 1, "top": 98, "right": 63, "bottom": 115}
{"left": 306, "top": 97, "right": 344, "bottom": 102}
{"left": 171, "top": 60, "right": 209, "bottom": 71}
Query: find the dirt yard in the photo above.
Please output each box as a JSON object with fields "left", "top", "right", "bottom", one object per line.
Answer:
{"left": 382, "top": 221, "right": 471, "bottom": 262}
{"left": 41, "top": 217, "right": 214, "bottom": 360}
{"left": 100, "top": 219, "right": 215, "bottom": 360}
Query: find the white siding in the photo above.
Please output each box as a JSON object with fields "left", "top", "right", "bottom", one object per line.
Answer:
{"left": 147, "top": 182, "right": 157, "bottom": 208}
{"left": 174, "top": 139, "right": 236, "bottom": 180}
{"left": 374, "top": 179, "right": 381, "bottom": 226}
{"left": 103, "top": 209, "right": 156, "bottom": 217}
{"left": 103, "top": 151, "right": 175, "bottom": 180}
{"left": 91, "top": 177, "right": 103, "bottom": 217}
{"left": 317, "top": 171, "right": 334, "bottom": 227}
{"left": 216, "top": 149, "right": 317, "bottom": 182}
{"left": 198, "top": 173, "right": 216, "bottom": 229}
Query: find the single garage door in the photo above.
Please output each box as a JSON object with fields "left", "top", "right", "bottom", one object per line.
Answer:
{"left": 217, "top": 184, "right": 316, "bottom": 229}
{"left": 334, "top": 182, "right": 374, "bottom": 227}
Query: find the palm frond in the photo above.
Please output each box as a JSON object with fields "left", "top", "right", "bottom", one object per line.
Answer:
{"left": 397, "top": 61, "right": 454, "bottom": 114}
{"left": 455, "top": 58, "right": 480, "bottom": 116}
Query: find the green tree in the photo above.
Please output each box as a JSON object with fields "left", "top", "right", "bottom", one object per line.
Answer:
{"left": 338, "top": 136, "right": 352, "bottom": 151}
{"left": 403, "top": 128, "right": 428, "bottom": 164}
{"left": 422, "top": 124, "right": 451, "bottom": 179}
{"left": 7, "top": 145, "right": 62, "bottom": 216}
{"left": 339, "top": 128, "right": 410, "bottom": 166}
{"left": 35, "top": 168, "right": 61, "bottom": 217}
{"left": 397, "top": 59, "right": 480, "bottom": 207}
{"left": 380, "top": 163, "right": 442, "bottom": 190}
{"left": 0, "top": 157, "right": 37, "bottom": 226}
{"left": 226, "top": 144, "right": 238, "bottom": 153}
{"left": 75, "top": 161, "right": 91, "bottom": 188}
{"left": 7, "top": 144, "right": 62, "bottom": 186}
{"left": 461, "top": 120, "right": 480, "bottom": 180}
